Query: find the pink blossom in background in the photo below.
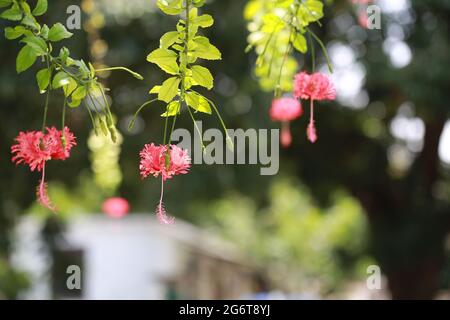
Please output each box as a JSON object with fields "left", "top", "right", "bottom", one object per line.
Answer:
{"left": 293, "top": 72, "right": 336, "bottom": 143}
{"left": 269, "top": 98, "right": 302, "bottom": 122}
{"left": 139, "top": 143, "right": 191, "bottom": 224}
{"left": 102, "top": 197, "right": 130, "bottom": 219}
{"left": 351, "top": 0, "right": 372, "bottom": 4}
{"left": 269, "top": 98, "right": 302, "bottom": 148}
{"left": 358, "top": 10, "right": 369, "bottom": 29}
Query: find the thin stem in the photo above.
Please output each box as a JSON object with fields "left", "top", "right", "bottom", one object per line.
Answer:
{"left": 310, "top": 99, "right": 314, "bottom": 123}
{"left": 307, "top": 28, "right": 333, "bottom": 73}
{"left": 186, "top": 104, "right": 205, "bottom": 150}
{"left": 202, "top": 95, "right": 229, "bottom": 137}
{"left": 41, "top": 58, "right": 51, "bottom": 132}
{"left": 168, "top": 112, "right": 179, "bottom": 145}
{"left": 128, "top": 99, "right": 158, "bottom": 131}
{"left": 61, "top": 96, "right": 67, "bottom": 129}
{"left": 308, "top": 32, "right": 316, "bottom": 73}
{"left": 163, "top": 105, "right": 170, "bottom": 145}
{"left": 95, "top": 67, "right": 143, "bottom": 80}
{"left": 41, "top": 88, "right": 50, "bottom": 133}
{"left": 83, "top": 102, "right": 97, "bottom": 130}
{"left": 275, "top": 28, "right": 294, "bottom": 98}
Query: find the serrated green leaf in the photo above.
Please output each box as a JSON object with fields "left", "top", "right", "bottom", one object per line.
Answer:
{"left": 48, "top": 23, "right": 73, "bottom": 42}
{"left": 191, "top": 65, "right": 213, "bottom": 90}
{"left": 16, "top": 45, "right": 37, "bottom": 73}
{"left": 160, "top": 31, "right": 180, "bottom": 49}
{"left": 147, "top": 48, "right": 179, "bottom": 75}
{"left": 193, "top": 37, "right": 221, "bottom": 60}
{"left": 5, "top": 26, "right": 25, "bottom": 40}
{"left": 0, "top": 3, "right": 22, "bottom": 21}
{"left": 158, "top": 77, "right": 180, "bottom": 103}
{"left": 21, "top": 14, "right": 40, "bottom": 30}
{"left": 32, "top": 0, "right": 47, "bottom": 16}
{"left": 185, "top": 91, "right": 211, "bottom": 114}
{"left": 21, "top": 36, "right": 47, "bottom": 55}
{"left": 36, "top": 68, "right": 51, "bottom": 92}
{"left": 161, "top": 100, "right": 180, "bottom": 117}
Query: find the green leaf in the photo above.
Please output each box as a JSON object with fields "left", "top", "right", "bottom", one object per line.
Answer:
{"left": 5, "top": 26, "right": 25, "bottom": 40}
{"left": 292, "top": 34, "right": 307, "bottom": 53}
{"left": 185, "top": 91, "right": 211, "bottom": 114}
{"left": 36, "top": 68, "right": 51, "bottom": 92}
{"left": 157, "top": 0, "right": 182, "bottom": 15}
{"left": 52, "top": 71, "right": 71, "bottom": 89}
{"left": 21, "top": 14, "right": 40, "bottom": 30}
{"left": 72, "top": 85, "right": 87, "bottom": 100}
{"left": 191, "top": 65, "right": 213, "bottom": 90}
{"left": 0, "top": 3, "right": 22, "bottom": 21}
{"left": 16, "top": 45, "right": 37, "bottom": 73}
{"left": 149, "top": 85, "right": 161, "bottom": 95}
{"left": 63, "top": 77, "right": 77, "bottom": 96}
{"left": 32, "top": 0, "right": 47, "bottom": 16}
{"left": 59, "top": 47, "right": 70, "bottom": 64}
{"left": 147, "top": 48, "right": 179, "bottom": 75}
{"left": 160, "top": 31, "right": 180, "bottom": 49}
{"left": 193, "top": 37, "right": 221, "bottom": 60}
{"left": 161, "top": 100, "right": 180, "bottom": 117}
{"left": 68, "top": 98, "right": 82, "bottom": 108}
{"left": 0, "top": 0, "right": 13, "bottom": 9}
{"left": 40, "top": 24, "right": 49, "bottom": 39}
{"left": 21, "top": 36, "right": 47, "bottom": 55}
{"left": 158, "top": 77, "right": 180, "bottom": 103}
{"left": 193, "top": 14, "right": 214, "bottom": 28}
{"left": 48, "top": 23, "right": 73, "bottom": 42}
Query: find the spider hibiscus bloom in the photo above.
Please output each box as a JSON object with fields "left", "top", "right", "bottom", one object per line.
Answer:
{"left": 269, "top": 98, "right": 303, "bottom": 148}
{"left": 46, "top": 126, "right": 77, "bottom": 160}
{"left": 11, "top": 127, "right": 77, "bottom": 212}
{"left": 139, "top": 143, "right": 191, "bottom": 224}
{"left": 293, "top": 72, "right": 336, "bottom": 143}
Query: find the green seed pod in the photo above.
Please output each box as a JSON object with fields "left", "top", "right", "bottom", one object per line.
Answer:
{"left": 99, "top": 117, "right": 108, "bottom": 136}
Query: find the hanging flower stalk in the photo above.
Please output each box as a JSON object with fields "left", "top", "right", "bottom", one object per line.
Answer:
{"left": 294, "top": 72, "right": 336, "bottom": 143}
{"left": 245, "top": 0, "right": 336, "bottom": 144}
{"left": 1, "top": 0, "right": 142, "bottom": 210}
{"left": 130, "top": 0, "right": 230, "bottom": 224}
{"left": 11, "top": 127, "right": 76, "bottom": 211}
{"left": 269, "top": 98, "right": 302, "bottom": 148}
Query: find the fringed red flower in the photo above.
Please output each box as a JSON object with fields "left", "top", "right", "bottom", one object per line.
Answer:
{"left": 11, "top": 127, "right": 77, "bottom": 211}
{"left": 139, "top": 143, "right": 191, "bottom": 224}
{"left": 293, "top": 72, "right": 336, "bottom": 143}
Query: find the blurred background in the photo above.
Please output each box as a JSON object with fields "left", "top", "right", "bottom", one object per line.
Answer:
{"left": 0, "top": 0, "right": 449, "bottom": 300}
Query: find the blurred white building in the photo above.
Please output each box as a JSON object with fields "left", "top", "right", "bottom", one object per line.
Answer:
{"left": 12, "top": 215, "right": 260, "bottom": 300}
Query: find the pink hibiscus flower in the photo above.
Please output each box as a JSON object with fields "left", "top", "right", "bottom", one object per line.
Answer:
{"left": 11, "top": 127, "right": 77, "bottom": 212}
{"left": 139, "top": 143, "right": 191, "bottom": 224}
{"left": 269, "top": 98, "right": 303, "bottom": 148}
{"left": 293, "top": 72, "right": 336, "bottom": 143}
